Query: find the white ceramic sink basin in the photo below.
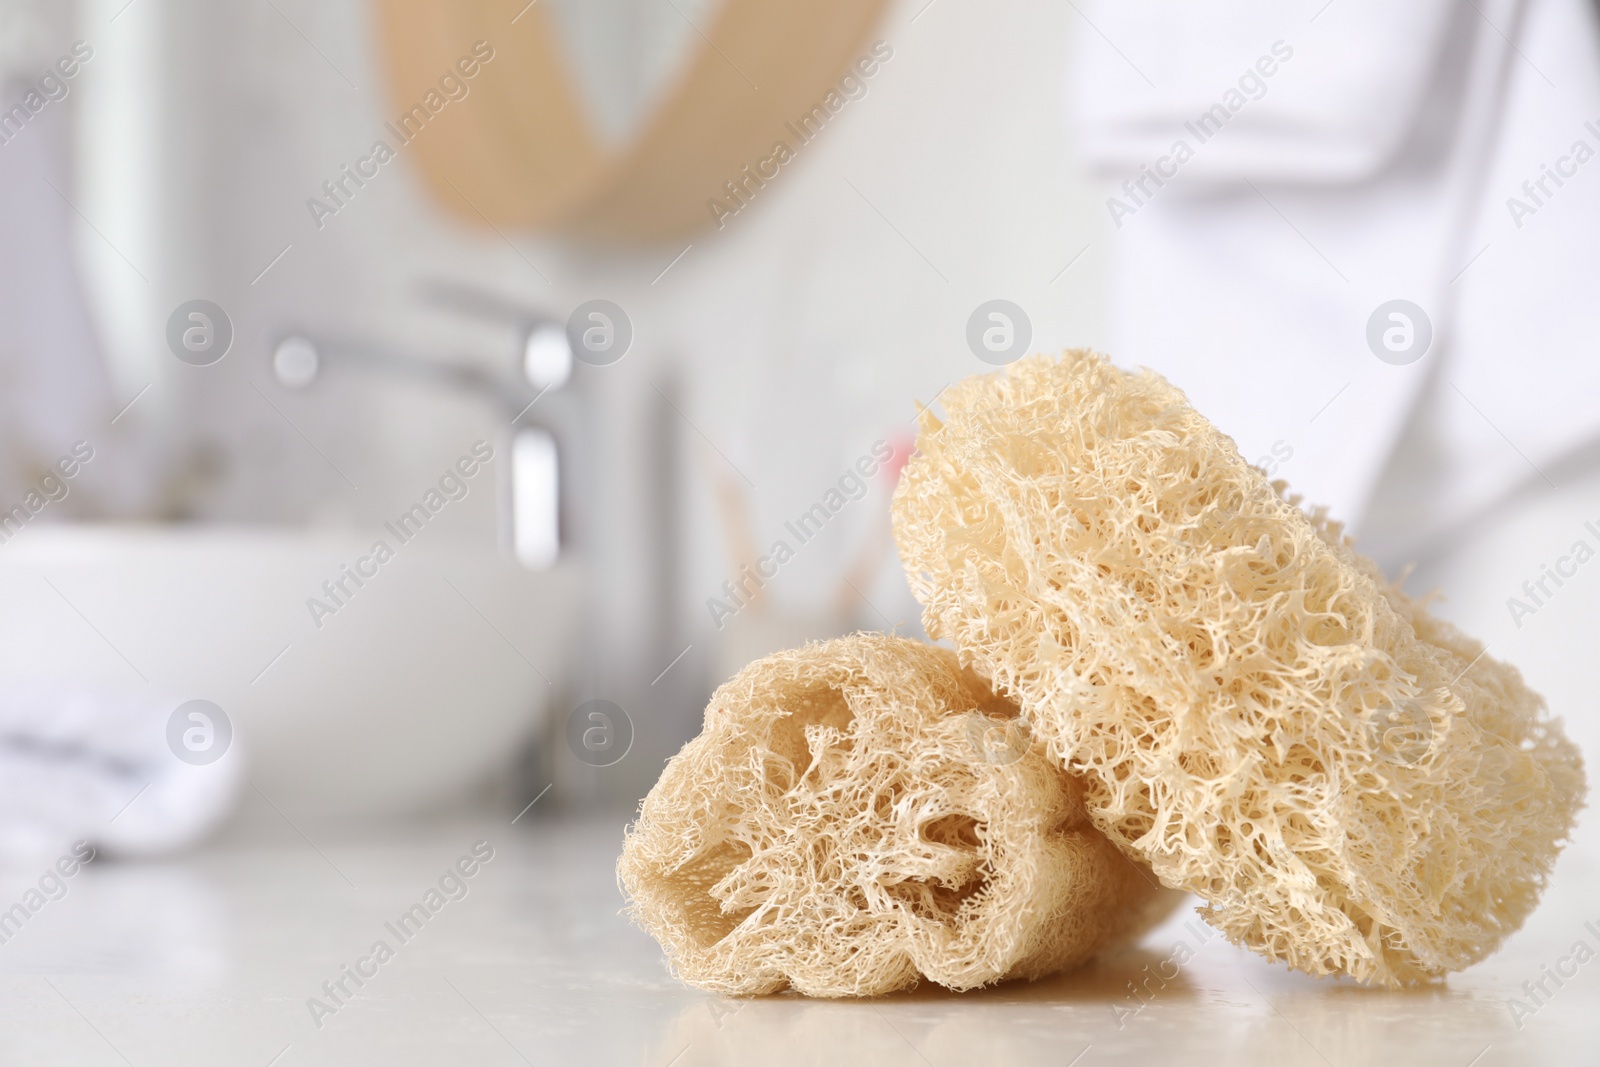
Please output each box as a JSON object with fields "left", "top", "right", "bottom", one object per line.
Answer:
{"left": 0, "top": 525, "right": 577, "bottom": 817}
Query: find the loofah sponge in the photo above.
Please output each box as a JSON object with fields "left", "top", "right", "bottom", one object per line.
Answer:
{"left": 891, "top": 351, "right": 1586, "bottom": 987}
{"left": 618, "top": 633, "right": 1176, "bottom": 996}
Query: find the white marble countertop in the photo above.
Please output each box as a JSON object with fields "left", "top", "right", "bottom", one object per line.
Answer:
{"left": 0, "top": 813, "right": 1594, "bottom": 1066}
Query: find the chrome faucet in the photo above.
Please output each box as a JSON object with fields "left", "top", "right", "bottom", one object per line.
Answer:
{"left": 272, "top": 285, "right": 572, "bottom": 569}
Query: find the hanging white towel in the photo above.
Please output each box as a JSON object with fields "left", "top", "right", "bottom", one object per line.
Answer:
{"left": 1069, "top": 0, "right": 1600, "bottom": 562}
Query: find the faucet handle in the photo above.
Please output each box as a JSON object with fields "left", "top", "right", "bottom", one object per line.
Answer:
{"left": 522, "top": 324, "right": 572, "bottom": 391}
{"left": 273, "top": 336, "right": 321, "bottom": 389}
{"left": 419, "top": 279, "right": 571, "bottom": 392}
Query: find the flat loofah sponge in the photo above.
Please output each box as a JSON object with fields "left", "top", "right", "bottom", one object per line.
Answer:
{"left": 892, "top": 351, "right": 1586, "bottom": 987}
{"left": 618, "top": 633, "right": 1176, "bottom": 996}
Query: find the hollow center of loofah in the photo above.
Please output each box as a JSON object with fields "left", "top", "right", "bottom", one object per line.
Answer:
{"left": 659, "top": 839, "right": 758, "bottom": 949}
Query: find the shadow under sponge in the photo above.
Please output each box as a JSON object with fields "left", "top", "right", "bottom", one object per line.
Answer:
{"left": 617, "top": 633, "right": 1177, "bottom": 996}
{"left": 891, "top": 351, "right": 1586, "bottom": 986}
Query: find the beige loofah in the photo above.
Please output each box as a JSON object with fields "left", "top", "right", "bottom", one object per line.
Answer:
{"left": 892, "top": 351, "right": 1586, "bottom": 987}
{"left": 618, "top": 633, "right": 1176, "bottom": 996}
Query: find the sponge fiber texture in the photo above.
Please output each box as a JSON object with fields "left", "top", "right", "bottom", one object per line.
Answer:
{"left": 891, "top": 352, "right": 1586, "bottom": 986}
{"left": 618, "top": 632, "right": 1176, "bottom": 996}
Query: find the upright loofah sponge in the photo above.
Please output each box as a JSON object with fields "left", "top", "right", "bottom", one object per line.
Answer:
{"left": 892, "top": 351, "right": 1586, "bottom": 987}
{"left": 618, "top": 633, "right": 1176, "bottom": 996}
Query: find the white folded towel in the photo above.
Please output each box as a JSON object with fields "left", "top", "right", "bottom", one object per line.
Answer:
{"left": 0, "top": 684, "right": 244, "bottom": 865}
{"left": 1069, "top": 0, "right": 1600, "bottom": 561}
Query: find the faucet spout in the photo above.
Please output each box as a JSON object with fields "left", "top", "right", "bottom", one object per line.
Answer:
{"left": 271, "top": 332, "right": 569, "bottom": 570}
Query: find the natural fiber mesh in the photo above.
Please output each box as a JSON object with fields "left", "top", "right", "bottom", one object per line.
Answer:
{"left": 617, "top": 633, "right": 1177, "bottom": 997}
{"left": 891, "top": 351, "right": 1586, "bottom": 987}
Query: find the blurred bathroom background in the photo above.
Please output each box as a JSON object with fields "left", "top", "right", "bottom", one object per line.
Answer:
{"left": 0, "top": 0, "right": 1596, "bottom": 852}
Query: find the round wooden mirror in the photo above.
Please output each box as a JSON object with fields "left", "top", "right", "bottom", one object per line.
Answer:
{"left": 374, "top": 0, "right": 893, "bottom": 241}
